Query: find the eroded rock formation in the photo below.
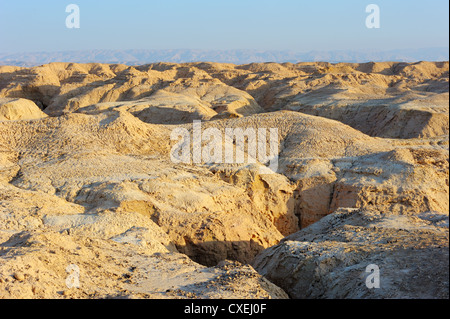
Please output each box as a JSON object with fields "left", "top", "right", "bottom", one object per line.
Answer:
{"left": 0, "top": 61, "right": 448, "bottom": 298}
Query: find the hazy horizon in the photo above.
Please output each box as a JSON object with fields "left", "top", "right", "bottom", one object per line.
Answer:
{"left": 1, "top": 47, "right": 449, "bottom": 66}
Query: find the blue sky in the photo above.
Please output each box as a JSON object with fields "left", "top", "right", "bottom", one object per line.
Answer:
{"left": 0, "top": 0, "right": 448, "bottom": 53}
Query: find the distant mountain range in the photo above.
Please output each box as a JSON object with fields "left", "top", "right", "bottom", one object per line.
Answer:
{"left": 0, "top": 47, "right": 448, "bottom": 66}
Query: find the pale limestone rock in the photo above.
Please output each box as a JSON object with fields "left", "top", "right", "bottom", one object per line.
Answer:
{"left": 253, "top": 207, "right": 449, "bottom": 299}
{"left": 0, "top": 98, "right": 47, "bottom": 121}
{"left": 0, "top": 61, "right": 448, "bottom": 299}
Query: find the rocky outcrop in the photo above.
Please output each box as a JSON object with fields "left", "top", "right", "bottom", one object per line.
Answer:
{"left": 0, "top": 98, "right": 47, "bottom": 121}
{"left": 196, "top": 111, "right": 448, "bottom": 228}
{"left": 0, "top": 228, "right": 288, "bottom": 299}
{"left": 0, "top": 61, "right": 448, "bottom": 299}
{"left": 0, "top": 110, "right": 298, "bottom": 267}
{"left": 253, "top": 207, "right": 449, "bottom": 299}
{"left": 0, "top": 176, "right": 289, "bottom": 299}
{"left": 1, "top": 61, "right": 447, "bottom": 137}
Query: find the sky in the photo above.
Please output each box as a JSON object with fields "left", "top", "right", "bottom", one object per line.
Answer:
{"left": 0, "top": 0, "right": 448, "bottom": 53}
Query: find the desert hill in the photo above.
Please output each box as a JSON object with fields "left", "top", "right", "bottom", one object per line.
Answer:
{"left": 0, "top": 61, "right": 448, "bottom": 298}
